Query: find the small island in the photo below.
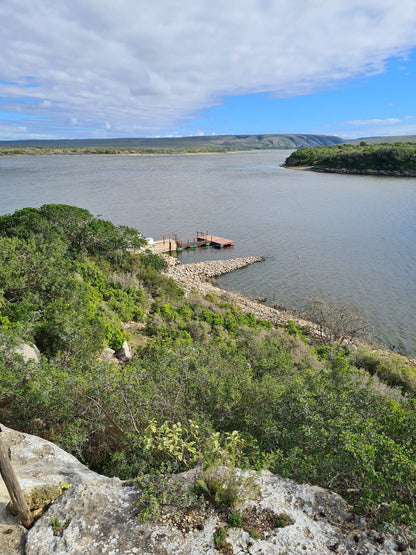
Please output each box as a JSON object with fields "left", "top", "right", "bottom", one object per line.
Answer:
{"left": 284, "top": 142, "right": 416, "bottom": 176}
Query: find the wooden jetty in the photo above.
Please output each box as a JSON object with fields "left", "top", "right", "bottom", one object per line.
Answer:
{"left": 196, "top": 231, "right": 234, "bottom": 248}
{"left": 153, "top": 231, "right": 234, "bottom": 253}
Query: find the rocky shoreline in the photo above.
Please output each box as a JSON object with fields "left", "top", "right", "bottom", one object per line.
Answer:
{"left": 313, "top": 167, "right": 416, "bottom": 177}
{"left": 164, "top": 255, "right": 318, "bottom": 331}
{"left": 285, "top": 165, "right": 416, "bottom": 177}
{"left": 164, "top": 255, "right": 416, "bottom": 365}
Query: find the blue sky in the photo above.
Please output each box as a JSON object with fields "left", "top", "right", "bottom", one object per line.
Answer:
{"left": 1, "top": 1, "right": 416, "bottom": 141}
{"left": 179, "top": 54, "right": 416, "bottom": 139}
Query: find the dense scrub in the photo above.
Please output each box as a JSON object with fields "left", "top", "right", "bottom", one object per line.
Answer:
{"left": 284, "top": 142, "right": 416, "bottom": 173}
{"left": 1, "top": 205, "right": 416, "bottom": 529}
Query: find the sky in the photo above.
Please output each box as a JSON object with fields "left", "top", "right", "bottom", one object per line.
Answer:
{"left": 1, "top": 0, "right": 416, "bottom": 141}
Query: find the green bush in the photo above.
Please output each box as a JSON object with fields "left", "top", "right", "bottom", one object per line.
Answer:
{"left": 350, "top": 348, "right": 416, "bottom": 392}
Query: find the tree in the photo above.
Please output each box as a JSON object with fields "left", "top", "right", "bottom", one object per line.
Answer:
{"left": 305, "top": 298, "right": 368, "bottom": 345}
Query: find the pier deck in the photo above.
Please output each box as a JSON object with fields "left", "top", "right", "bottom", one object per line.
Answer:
{"left": 154, "top": 231, "right": 234, "bottom": 252}
{"left": 197, "top": 234, "right": 234, "bottom": 248}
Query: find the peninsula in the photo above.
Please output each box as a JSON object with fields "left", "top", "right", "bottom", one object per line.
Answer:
{"left": 284, "top": 142, "right": 416, "bottom": 176}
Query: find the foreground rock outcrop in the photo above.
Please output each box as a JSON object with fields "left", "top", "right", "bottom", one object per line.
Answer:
{"left": 0, "top": 425, "right": 107, "bottom": 554}
{"left": 0, "top": 426, "right": 411, "bottom": 554}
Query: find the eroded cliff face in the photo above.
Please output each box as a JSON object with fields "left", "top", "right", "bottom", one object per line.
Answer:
{"left": 0, "top": 425, "right": 411, "bottom": 554}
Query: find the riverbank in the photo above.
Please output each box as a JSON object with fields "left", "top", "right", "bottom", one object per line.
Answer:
{"left": 164, "top": 255, "right": 416, "bottom": 366}
{"left": 314, "top": 167, "right": 416, "bottom": 177}
{"left": 164, "top": 256, "right": 328, "bottom": 337}
{"left": 284, "top": 165, "right": 416, "bottom": 176}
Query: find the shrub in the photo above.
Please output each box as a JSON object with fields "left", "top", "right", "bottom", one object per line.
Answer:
{"left": 350, "top": 348, "right": 416, "bottom": 392}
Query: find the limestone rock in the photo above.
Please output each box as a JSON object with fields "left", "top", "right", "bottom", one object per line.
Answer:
{"left": 114, "top": 340, "right": 132, "bottom": 363}
{"left": 0, "top": 427, "right": 410, "bottom": 554}
{"left": 0, "top": 425, "right": 106, "bottom": 489}
{"left": 99, "top": 347, "right": 119, "bottom": 363}
{"left": 0, "top": 426, "right": 109, "bottom": 553}
{"left": 0, "top": 523, "right": 26, "bottom": 555}
{"left": 25, "top": 469, "right": 409, "bottom": 555}
{"left": 14, "top": 343, "right": 40, "bottom": 363}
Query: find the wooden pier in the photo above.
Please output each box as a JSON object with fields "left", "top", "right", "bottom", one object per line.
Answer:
{"left": 196, "top": 231, "right": 234, "bottom": 248}
{"left": 153, "top": 231, "right": 234, "bottom": 253}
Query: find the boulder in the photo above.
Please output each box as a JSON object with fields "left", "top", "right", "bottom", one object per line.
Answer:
{"left": 0, "top": 425, "right": 109, "bottom": 554}
{"left": 0, "top": 425, "right": 107, "bottom": 489}
{"left": 0, "top": 426, "right": 410, "bottom": 554}
{"left": 14, "top": 343, "right": 40, "bottom": 363}
{"left": 114, "top": 341, "right": 132, "bottom": 363}
{"left": 99, "top": 347, "right": 119, "bottom": 363}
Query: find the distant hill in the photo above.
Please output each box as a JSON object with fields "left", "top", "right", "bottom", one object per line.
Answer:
{"left": 0, "top": 133, "right": 343, "bottom": 152}
{"left": 348, "top": 135, "right": 416, "bottom": 145}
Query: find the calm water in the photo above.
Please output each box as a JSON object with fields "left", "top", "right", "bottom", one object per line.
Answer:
{"left": 1, "top": 151, "right": 415, "bottom": 354}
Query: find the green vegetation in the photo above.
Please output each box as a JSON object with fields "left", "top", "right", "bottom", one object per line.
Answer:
{"left": 1, "top": 205, "right": 416, "bottom": 532}
{"left": 284, "top": 142, "right": 416, "bottom": 174}
{"left": 0, "top": 134, "right": 342, "bottom": 157}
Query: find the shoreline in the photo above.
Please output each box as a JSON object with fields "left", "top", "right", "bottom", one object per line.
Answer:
{"left": 164, "top": 255, "right": 416, "bottom": 366}
{"left": 0, "top": 149, "right": 253, "bottom": 159}
{"left": 164, "top": 255, "right": 342, "bottom": 340}
{"left": 284, "top": 165, "right": 416, "bottom": 177}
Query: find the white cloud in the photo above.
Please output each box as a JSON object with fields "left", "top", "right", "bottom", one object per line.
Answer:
{"left": 1, "top": 0, "right": 416, "bottom": 138}
{"left": 342, "top": 116, "right": 412, "bottom": 126}
{"left": 325, "top": 115, "right": 416, "bottom": 138}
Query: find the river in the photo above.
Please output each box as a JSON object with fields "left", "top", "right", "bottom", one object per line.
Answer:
{"left": 0, "top": 150, "right": 415, "bottom": 354}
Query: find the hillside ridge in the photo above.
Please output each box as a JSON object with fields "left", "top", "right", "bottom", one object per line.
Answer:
{"left": 0, "top": 133, "right": 342, "bottom": 151}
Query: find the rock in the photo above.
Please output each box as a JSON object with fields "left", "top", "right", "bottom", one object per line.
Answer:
{"left": 167, "top": 257, "right": 265, "bottom": 285}
{"left": 99, "top": 347, "right": 119, "bottom": 363}
{"left": 0, "top": 425, "right": 106, "bottom": 489}
{"left": 0, "top": 426, "right": 410, "bottom": 554}
{"left": 0, "top": 523, "right": 26, "bottom": 555}
{"left": 24, "top": 466, "right": 410, "bottom": 554}
{"left": 0, "top": 425, "right": 109, "bottom": 554}
{"left": 114, "top": 340, "right": 132, "bottom": 363}
{"left": 14, "top": 343, "right": 40, "bottom": 363}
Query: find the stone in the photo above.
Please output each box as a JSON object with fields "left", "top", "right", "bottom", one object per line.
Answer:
{"left": 0, "top": 425, "right": 106, "bottom": 489}
{"left": 0, "top": 523, "right": 26, "bottom": 555}
{"left": 0, "top": 425, "right": 109, "bottom": 554}
{"left": 14, "top": 343, "right": 40, "bottom": 363}
{"left": 99, "top": 347, "right": 119, "bottom": 363}
{"left": 0, "top": 426, "right": 410, "bottom": 554}
{"left": 24, "top": 467, "right": 409, "bottom": 554}
{"left": 114, "top": 340, "right": 132, "bottom": 363}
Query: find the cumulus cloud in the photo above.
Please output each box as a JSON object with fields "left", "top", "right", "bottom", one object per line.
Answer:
{"left": 1, "top": 0, "right": 416, "bottom": 138}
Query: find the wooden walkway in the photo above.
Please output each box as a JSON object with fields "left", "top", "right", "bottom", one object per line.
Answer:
{"left": 154, "top": 231, "right": 234, "bottom": 252}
